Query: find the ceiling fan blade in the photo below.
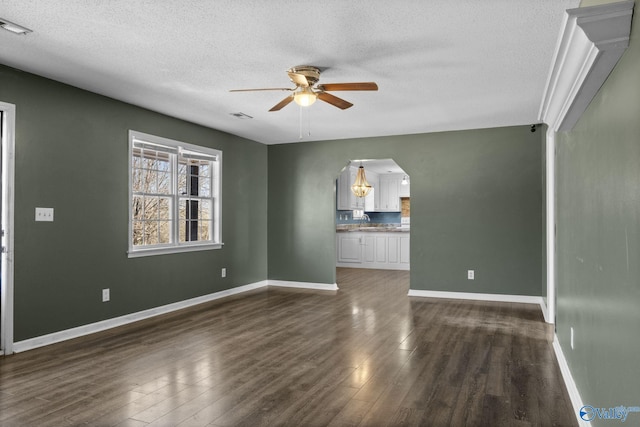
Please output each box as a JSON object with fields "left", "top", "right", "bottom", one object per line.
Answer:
{"left": 317, "top": 92, "right": 353, "bottom": 110}
{"left": 287, "top": 72, "right": 310, "bottom": 87}
{"left": 316, "top": 82, "right": 378, "bottom": 91}
{"left": 269, "top": 95, "right": 294, "bottom": 112}
{"left": 230, "top": 87, "right": 293, "bottom": 92}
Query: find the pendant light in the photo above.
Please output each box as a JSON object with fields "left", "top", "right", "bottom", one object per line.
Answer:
{"left": 351, "top": 165, "right": 372, "bottom": 198}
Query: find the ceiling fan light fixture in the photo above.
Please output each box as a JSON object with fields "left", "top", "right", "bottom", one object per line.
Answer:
{"left": 293, "top": 87, "right": 317, "bottom": 107}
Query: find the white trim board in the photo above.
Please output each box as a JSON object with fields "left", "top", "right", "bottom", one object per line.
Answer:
{"left": 0, "top": 101, "right": 16, "bottom": 356}
{"left": 13, "top": 281, "right": 267, "bottom": 353}
{"left": 553, "top": 335, "right": 589, "bottom": 427}
{"left": 11, "top": 279, "right": 339, "bottom": 353}
{"left": 268, "top": 280, "right": 339, "bottom": 291}
{"left": 408, "top": 289, "right": 545, "bottom": 314}
{"left": 538, "top": 0, "right": 634, "bottom": 132}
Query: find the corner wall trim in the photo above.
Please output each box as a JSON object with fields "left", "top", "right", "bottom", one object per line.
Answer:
{"left": 538, "top": 0, "right": 634, "bottom": 132}
{"left": 553, "top": 335, "right": 589, "bottom": 427}
{"left": 12, "top": 280, "right": 269, "bottom": 353}
{"left": 268, "top": 280, "right": 339, "bottom": 291}
{"left": 408, "top": 289, "right": 545, "bottom": 313}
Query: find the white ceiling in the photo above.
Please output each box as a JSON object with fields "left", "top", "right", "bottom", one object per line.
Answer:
{"left": 0, "top": 0, "right": 579, "bottom": 145}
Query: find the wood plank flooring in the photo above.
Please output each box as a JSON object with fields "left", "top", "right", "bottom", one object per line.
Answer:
{"left": 0, "top": 268, "right": 576, "bottom": 426}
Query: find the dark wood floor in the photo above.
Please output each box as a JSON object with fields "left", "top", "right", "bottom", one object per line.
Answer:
{"left": 0, "top": 268, "right": 576, "bottom": 426}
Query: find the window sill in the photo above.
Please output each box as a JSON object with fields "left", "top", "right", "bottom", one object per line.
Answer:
{"left": 127, "top": 242, "right": 224, "bottom": 258}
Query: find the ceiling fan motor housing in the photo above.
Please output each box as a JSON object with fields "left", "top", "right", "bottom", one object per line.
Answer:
{"left": 288, "top": 65, "right": 321, "bottom": 86}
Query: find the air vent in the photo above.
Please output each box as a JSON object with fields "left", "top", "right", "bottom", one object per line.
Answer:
{"left": 229, "top": 112, "right": 253, "bottom": 120}
{"left": 0, "top": 18, "right": 32, "bottom": 35}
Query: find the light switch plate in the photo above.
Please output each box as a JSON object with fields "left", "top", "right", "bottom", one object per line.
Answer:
{"left": 35, "top": 207, "right": 54, "bottom": 222}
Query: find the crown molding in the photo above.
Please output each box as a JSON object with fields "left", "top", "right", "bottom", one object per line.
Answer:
{"left": 539, "top": 0, "right": 634, "bottom": 132}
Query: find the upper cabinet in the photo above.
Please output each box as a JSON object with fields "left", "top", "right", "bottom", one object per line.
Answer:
{"left": 398, "top": 176, "right": 410, "bottom": 197}
{"left": 337, "top": 163, "right": 408, "bottom": 212}
{"left": 337, "top": 166, "right": 365, "bottom": 210}
{"left": 378, "top": 175, "right": 401, "bottom": 211}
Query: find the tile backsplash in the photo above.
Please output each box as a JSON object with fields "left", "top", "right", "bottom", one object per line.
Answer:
{"left": 336, "top": 210, "right": 401, "bottom": 225}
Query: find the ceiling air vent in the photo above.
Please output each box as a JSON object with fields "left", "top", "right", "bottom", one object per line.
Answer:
{"left": 0, "top": 18, "right": 32, "bottom": 35}
{"left": 229, "top": 112, "right": 253, "bottom": 120}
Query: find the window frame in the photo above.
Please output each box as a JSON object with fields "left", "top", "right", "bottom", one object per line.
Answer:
{"left": 127, "top": 130, "right": 222, "bottom": 258}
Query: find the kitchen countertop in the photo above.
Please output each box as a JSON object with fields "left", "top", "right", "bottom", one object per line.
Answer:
{"left": 336, "top": 226, "right": 410, "bottom": 232}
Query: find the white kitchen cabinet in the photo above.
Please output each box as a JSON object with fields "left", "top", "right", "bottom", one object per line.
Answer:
{"left": 400, "top": 235, "right": 410, "bottom": 265}
{"left": 337, "top": 166, "right": 366, "bottom": 210}
{"left": 336, "top": 231, "right": 409, "bottom": 270}
{"left": 362, "top": 235, "right": 376, "bottom": 265}
{"left": 337, "top": 234, "right": 362, "bottom": 263}
{"left": 398, "top": 178, "right": 411, "bottom": 197}
{"left": 378, "top": 175, "right": 401, "bottom": 211}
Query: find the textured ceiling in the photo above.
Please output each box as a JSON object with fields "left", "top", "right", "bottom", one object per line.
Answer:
{"left": 0, "top": 0, "right": 579, "bottom": 144}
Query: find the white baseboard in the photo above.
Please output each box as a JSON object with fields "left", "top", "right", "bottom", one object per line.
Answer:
{"left": 13, "top": 280, "right": 268, "bottom": 353}
{"left": 540, "top": 298, "right": 550, "bottom": 324}
{"left": 12, "top": 279, "right": 340, "bottom": 353}
{"left": 408, "top": 289, "right": 547, "bottom": 320}
{"left": 268, "top": 280, "right": 339, "bottom": 291}
{"left": 553, "top": 334, "right": 588, "bottom": 427}
{"left": 408, "top": 289, "right": 543, "bottom": 305}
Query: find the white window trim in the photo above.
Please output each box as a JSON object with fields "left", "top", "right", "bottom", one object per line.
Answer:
{"left": 127, "top": 130, "right": 223, "bottom": 258}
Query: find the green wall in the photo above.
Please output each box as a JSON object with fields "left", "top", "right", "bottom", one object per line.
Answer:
{"left": 0, "top": 65, "right": 268, "bottom": 341}
{"left": 556, "top": 3, "right": 640, "bottom": 409}
{"left": 268, "top": 126, "right": 544, "bottom": 296}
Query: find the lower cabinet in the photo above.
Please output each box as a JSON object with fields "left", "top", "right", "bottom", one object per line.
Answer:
{"left": 336, "top": 232, "right": 410, "bottom": 270}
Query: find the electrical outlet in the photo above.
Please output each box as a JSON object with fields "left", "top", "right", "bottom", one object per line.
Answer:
{"left": 467, "top": 270, "right": 475, "bottom": 280}
{"left": 221, "top": 268, "right": 226, "bottom": 278}
{"left": 35, "top": 207, "right": 54, "bottom": 222}
{"left": 102, "top": 288, "right": 110, "bottom": 302}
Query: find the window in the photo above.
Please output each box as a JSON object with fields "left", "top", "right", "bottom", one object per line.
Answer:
{"left": 128, "top": 130, "right": 222, "bottom": 257}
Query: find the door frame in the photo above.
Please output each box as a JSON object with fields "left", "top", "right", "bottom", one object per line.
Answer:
{"left": 1, "top": 101, "right": 16, "bottom": 355}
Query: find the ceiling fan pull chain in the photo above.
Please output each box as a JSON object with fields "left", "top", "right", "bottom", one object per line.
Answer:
{"left": 299, "top": 105, "right": 303, "bottom": 140}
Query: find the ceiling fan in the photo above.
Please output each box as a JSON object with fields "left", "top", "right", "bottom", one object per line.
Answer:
{"left": 230, "top": 65, "right": 378, "bottom": 111}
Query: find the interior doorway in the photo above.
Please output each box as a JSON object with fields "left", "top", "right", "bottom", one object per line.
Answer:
{"left": 335, "top": 158, "right": 411, "bottom": 272}
{"left": 1, "top": 101, "right": 16, "bottom": 355}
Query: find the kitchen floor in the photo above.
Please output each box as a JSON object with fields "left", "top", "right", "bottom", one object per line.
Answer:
{"left": 0, "top": 268, "right": 575, "bottom": 426}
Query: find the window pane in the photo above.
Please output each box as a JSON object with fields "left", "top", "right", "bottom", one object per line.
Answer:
{"left": 131, "top": 168, "right": 143, "bottom": 192}
{"left": 133, "top": 221, "right": 144, "bottom": 246}
{"left": 200, "top": 163, "right": 210, "bottom": 177}
{"left": 199, "top": 177, "right": 210, "bottom": 197}
{"left": 179, "top": 221, "right": 186, "bottom": 242}
{"left": 132, "top": 151, "right": 142, "bottom": 169}
{"left": 199, "top": 221, "right": 210, "bottom": 241}
{"left": 179, "top": 199, "right": 187, "bottom": 219}
{"left": 157, "top": 158, "right": 170, "bottom": 172}
{"left": 157, "top": 172, "right": 171, "bottom": 194}
{"left": 199, "top": 200, "right": 211, "bottom": 220}
{"left": 178, "top": 170, "right": 187, "bottom": 195}
{"left": 158, "top": 221, "right": 171, "bottom": 244}
{"left": 144, "top": 221, "right": 159, "bottom": 245}
{"left": 142, "top": 156, "right": 158, "bottom": 170}
{"left": 158, "top": 198, "right": 171, "bottom": 220}
{"left": 144, "top": 197, "right": 159, "bottom": 220}
{"left": 132, "top": 196, "right": 144, "bottom": 220}
{"left": 145, "top": 170, "right": 158, "bottom": 193}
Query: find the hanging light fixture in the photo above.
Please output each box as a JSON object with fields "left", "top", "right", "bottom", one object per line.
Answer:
{"left": 401, "top": 175, "right": 409, "bottom": 185}
{"left": 351, "top": 165, "right": 372, "bottom": 197}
